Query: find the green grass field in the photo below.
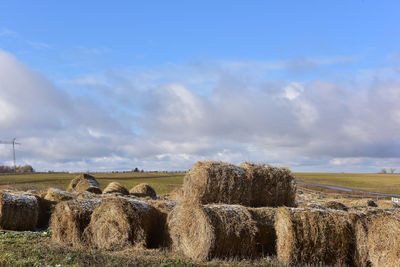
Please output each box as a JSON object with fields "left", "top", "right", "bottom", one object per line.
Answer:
{"left": 0, "top": 172, "right": 184, "bottom": 195}
{"left": 2, "top": 171, "right": 400, "bottom": 195}
{"left": 295, "top": 172, "right": 400, "bottom": 195}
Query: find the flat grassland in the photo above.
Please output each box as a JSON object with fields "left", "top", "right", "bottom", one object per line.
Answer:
{"left": 295, "top": 172, "right": 400, "bottom": 195}
{"left": 0, "top": 172, "right": 185, "bottom": 195}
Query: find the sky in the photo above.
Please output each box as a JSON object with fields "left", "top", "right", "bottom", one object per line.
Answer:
{"left": 1, "top": 1, "right": 400, "bottom": 172}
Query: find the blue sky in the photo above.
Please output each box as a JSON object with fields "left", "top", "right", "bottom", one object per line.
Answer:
{"left": 0, "top": 1, "right": 400, "bottom": 172}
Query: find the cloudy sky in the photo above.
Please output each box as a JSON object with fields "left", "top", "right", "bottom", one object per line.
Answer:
{"left": 1, "top": 1, "right": 400, "bottom": 172}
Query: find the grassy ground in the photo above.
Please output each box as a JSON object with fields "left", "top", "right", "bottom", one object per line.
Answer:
{"left": 0, "top": 172, "right": 184, "bottom": 195}
{"left": 0, "top": 231, "right": 284, "bottom": 267}
{"left": 295, "top": 172, "right": 400, "bottom": 195}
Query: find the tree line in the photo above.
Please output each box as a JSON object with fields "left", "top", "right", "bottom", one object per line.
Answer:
{"left": 0, "top": 165, "right": 35, "bottom": 173}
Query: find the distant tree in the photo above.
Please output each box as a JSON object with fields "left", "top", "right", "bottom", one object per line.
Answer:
{"left": 133, "top": 167, "right": 139, "bottom": 172}
{"left": 390, "top": 168, "right": 397, "bottom": 174}
{"left": 20, "top": 165, "right": 34, "bottom": 173}
{"left": 380, "top": 168, "right": 387, "bottom": 174}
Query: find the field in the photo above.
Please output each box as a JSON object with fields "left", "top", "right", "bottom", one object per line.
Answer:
{"left": 0, "top": 172, "right": 185, "bottom": 196}
{"left": 295, "top": 172, "right": 400, "bottom": 195}
{"left": 1, "top": 171, "right": 399, "bottom": 266}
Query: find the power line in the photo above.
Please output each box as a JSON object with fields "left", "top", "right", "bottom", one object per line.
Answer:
{"left": 0, "top": 138, "right": 21, "bottom": 173}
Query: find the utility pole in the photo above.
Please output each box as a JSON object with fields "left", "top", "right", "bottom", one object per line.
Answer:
{"left": 0, "top": 138, "right": 21, "bottom": 173}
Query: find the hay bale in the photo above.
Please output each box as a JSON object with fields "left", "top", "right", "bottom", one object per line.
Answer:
{"left": 248, "top": 207, "right": 276, "bottom": 256}
{"left": 85, "top": 197, "right": 161, "bottom": 250}
{"left": 44, "top": 188, "right": 77, "bottom": 202}
{"left": 321, "top": 200, "right": 348, "bottom": 211}
{"left": 240, "top": 162, "right": 296, "bottom": 207}
{"left": 367, "top": 211, "right": 400, "bottom": 266}
{"left": 183, "top": 161, "right": 252, "bottom": 205}
{"left": 275, "top": 207, "right": 354, "bottom": 266}
{"left": 67, "top": 173, "right": 102, "bottom": 194}
{"left": 129, "top": 183, "right": 156, "bottom": 199}
{"left": 168, "top": 201, "right": 258, "bottom": 261}
{"left": 103, "top": 182, "right": 129, "bottom": 195}
{"left": 33, "top": 194, "right": 53, "bottom": 229}
{"left": 168, "top": 186, "right": 184, "bottom": 201}
{"left": 348, "top": 209, "right": 385, "bottom": 267}
{"left": 340, "top": 198, "right": 377, "bottom": 208}
{"left": 376, "top": 199, "right": 399, "bottom": 209}
{"left": 0, "top": 190, "right": 39, "bottom": 231}
{"left": 50, "top": 198, "right": 101, "bottom": 247}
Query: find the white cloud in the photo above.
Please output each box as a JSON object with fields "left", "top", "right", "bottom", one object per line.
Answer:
{"left": 1, "top": 49, "right": 400, "bottom": 172}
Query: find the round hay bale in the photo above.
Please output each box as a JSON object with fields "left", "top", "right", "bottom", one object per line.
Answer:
{"left": 50, "top": 198, "right": 102, "bottom": 247}
{"left": 348, "top": 209, "right": 386, "bottom": 267}
{"left": 183, "top": 161, "right": 252, "bottom": 205}
{"left": 67, "top": 173, "right": 102, "bottom": 194}
{"left": 168, "top": 186, "right": 183, "bottom": 201}
{"left": 167, "top": 201, "right": 258, "bottom": 261}
{"left": 0, "top": 190, "right": 39, "bottom": 231}
{"left": 240, "top": 162, "right": 297, "bottom": 207}
{"left": 45, "top": 188, "right": 77, "bottom": 203}
{"left": 33, "top": 194, "right": 53, "bottom": 229}
{"left": 248, "top": 207, "right": 276, "bottom": 256}
{"left": 367, "top": 211, "right": 400, "bottom": 266}
{"left": 103, "top": 182, "right": 129, "bottom": 195}
{"left": 85, "top": 197, "right": 161, "bottom": 250}
{"left": 321, "top": 200, "right": 348, "bottom": 211}
{"left": 275, "top": 207, "right": 354, "bottom": 266}
{"left": 340, "top": 198, "right": 377, "bottom": 208}
{"left": 129, "top": 183, "right": 156, "bottom": 199}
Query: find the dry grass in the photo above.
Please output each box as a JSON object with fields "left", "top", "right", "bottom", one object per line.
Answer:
{"left": 0, "top": 190, "right": 39, "bottom": 231}
{"left": 50, "top": 198, "right": 102, "bottom": 247}
{"left": 275, "top": 207, "right": 354, "bottom": 266}
{"left": 168, "top": 201, "right": 258, "bottom": 261}
{"left": 103, "top": 182, "right": 129, "bottom": 195}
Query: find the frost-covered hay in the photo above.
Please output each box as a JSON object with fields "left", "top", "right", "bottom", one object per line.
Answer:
{"left": 85, "top": 197, "right": 161, "bottom": 250}
{"left": 320, "top": 200, "right": 348, "bottom": 211}
{"left": 183, "top": 161, "right": 252, "bottom": 205}
{"left": 367, "top": 211, "right": 400, "bottom": 267}
{"left": 240, "top": 162, "right": 296, "bottom": 207}
{"left": 248, "top": 207, "right": 276, "bottom": 256}
{"left": 50, "top": 198, "right": 101, "bottom": 247}
{"left": 0, "top": 190, "right": 39, "bottom": 231}
{"left": 67, "top": 173, "right": 102, "bottom": 194}
{"left": 168, "top": 201, "right": 258, "bottom": 261}
{"left": 129, "top": 183, "right": 157, "bottom": 199}
{"left": 103, "top": 182, "right": 129, "bottom": 195}
{"left": 340, "top": 198, "right": 378, "bottom": 208}
{"left": 275, "top": 207, "right": 354, "bottom": 266}
{"left": 44, "top": 188, "right": 77, "bottom": 203}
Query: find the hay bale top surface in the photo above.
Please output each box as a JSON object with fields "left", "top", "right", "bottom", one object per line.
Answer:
{"left": 103, "top": 182, "right": 129, "bottom": 195}
{"left": 67, "top": 173, "right": 101, "bottom": 194}
{"left": 130, "top": 183, "right": 157, "bottom": 198}
{"left": 45, "top": 188, "right": 76, "bottom": 202}
{"left": 0, "top": 190, "right": 38, "bottom": 209}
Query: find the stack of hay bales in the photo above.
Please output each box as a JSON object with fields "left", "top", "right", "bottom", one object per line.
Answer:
{"left": 0, "top": 190, "right": 39, "bottom": 231}
{"left": 169, "top": 161, "right": 297, "bottom": 261}
{"left": 130, "top": 183, "right": 157, "bottom": 199}
{"left": 103, "top": 182, "right": 129, "bottom": 195}
{"left": 67, "top": 173, "right": 102, "bottom": 194}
